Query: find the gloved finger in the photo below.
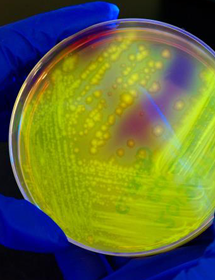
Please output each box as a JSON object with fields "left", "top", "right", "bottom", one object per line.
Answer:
{"left": 172, "top": 259, "right": 215, "bottom": 280}
{"left": 0, "top": 194, "right": 69, "bottom": 252}
{"left": 0, "top": 1, "right": 120, "bottom": 141}
{"left": 101, "top": 222, "right": 215, "bottom": 280}
{"left": 55, "top": 245, "right": 114, "bottom": 280}
{"left": 101, "top": 247, "right": 207, "bottom": 280}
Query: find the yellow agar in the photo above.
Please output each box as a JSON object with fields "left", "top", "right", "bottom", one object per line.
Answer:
{"left": 18, "top": 30, "right": 215, "bottom": 254}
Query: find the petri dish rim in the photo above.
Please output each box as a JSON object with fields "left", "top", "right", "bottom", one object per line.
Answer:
{"left": 8, "top": 18, "right": 215, "bottom": 257}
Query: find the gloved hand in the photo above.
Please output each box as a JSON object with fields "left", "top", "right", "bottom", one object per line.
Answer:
{"left": 1, "top": 2, "right": 215, "bottom": 280}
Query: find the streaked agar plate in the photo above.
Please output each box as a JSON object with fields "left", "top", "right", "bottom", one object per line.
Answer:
{"left": 9, "top": 19, "right": 215, "bottom": 256}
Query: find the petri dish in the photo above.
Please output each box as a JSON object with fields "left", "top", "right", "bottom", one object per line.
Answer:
{"left": 9, "top": 18, "right": 215, "bottom": 257}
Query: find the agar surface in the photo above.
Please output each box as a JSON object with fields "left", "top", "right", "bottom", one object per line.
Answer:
{"left": 18, "top": 29, "right": 215, "bottom": 253}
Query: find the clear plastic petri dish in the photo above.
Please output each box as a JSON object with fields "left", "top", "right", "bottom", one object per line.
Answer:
{"left": 9, "top": 18, "right": 215, "bottom": 257}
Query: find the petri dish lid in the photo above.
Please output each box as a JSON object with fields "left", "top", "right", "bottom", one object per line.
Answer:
{"left": 9, "top": 18, "right": 215, "bottom": 256}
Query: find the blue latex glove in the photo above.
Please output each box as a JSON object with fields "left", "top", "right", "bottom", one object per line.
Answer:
{"left": 1, "top": 2, "right": 215, "bottom": 280}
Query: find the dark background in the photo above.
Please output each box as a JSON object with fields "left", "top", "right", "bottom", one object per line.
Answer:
{"left": 0, "top": 0, "right": 215, "bottom": 279}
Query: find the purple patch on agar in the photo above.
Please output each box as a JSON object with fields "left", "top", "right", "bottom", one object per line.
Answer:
{"left": 165, "top": 51, "right": 194, "bottom": 89}
{"left": 116, "top": 103, "right": 152, "bottom": 145}
{"left": 144, "top": 50, "right": 195, "bottom": 126}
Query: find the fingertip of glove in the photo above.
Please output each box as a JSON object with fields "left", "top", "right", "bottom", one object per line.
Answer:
{"left": 85, "top": 1, "right": 120, "bottom": 20}
{"left": 105, "top": 2, "right": 120, "bottom": 20}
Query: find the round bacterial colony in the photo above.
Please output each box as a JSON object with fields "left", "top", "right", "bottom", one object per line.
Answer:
{"left": 12, "top": 20, "right": 215, "bottom": 255}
